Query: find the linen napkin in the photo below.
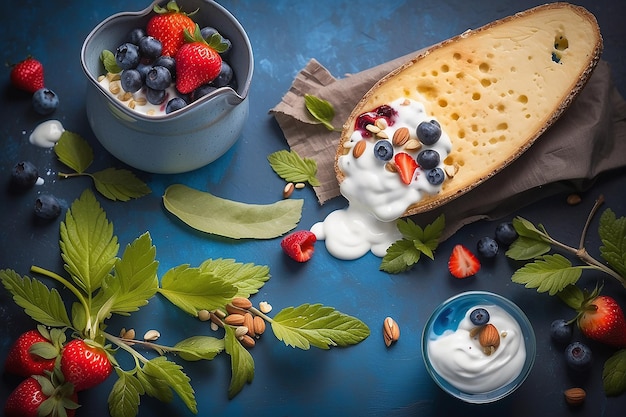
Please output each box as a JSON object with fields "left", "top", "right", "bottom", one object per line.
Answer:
{"left": 270, "top": 55, "right": 626, "bottom": 240}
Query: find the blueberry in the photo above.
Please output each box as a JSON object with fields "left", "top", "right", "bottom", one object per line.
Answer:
{"left": 565, "top": 341, "right": 592, "bottom": 371}
{"left": 426, "top": 167, "right": 445, "bottom": 185}
{"left": 469, "top": 308, "right": 490, "bottom": 325}
{"left": 200, "top": 26, "right": 219, "bottom": 40}
{"left": 495, "top": 221, "right": 518, "bottom": 246}
{"left": 550, "top": 319, "right": 573, "bottom": 344}
{"left": 139, "top": 36, "right": 163, "bottom": 60}
{"left": 135, "top": 62, "right": 152, "bottom": 81}
{"left": 166, "top": 97, "right": 187, "bottom": 114}
{"left": 416, "top": 149, "right": 440, "bottom": 170}
{"left": 476, "top": 236, "right": 499, "bottom": 258}
{"left": 127, "top": 27, "right": 146, "bottom": 45}
{"left": 120, "top": 69, "right": 143, "bottom": 93}
{"left": 211, "top": 61, "right": 233, "bottom": 87}
{"left": 115, "top": 42, "right": 140, "bottom": 70}
{"left": 145, "top": 66, "right": 172, "bottom": 91}
{"left": 32, "top": 88, "right": 59, "bottom": 115}
{"left": 219, "top": 37, "right": 232, "bottom": 56}
{"left": 373, "top": 140, "right": 394, "bottom": 161}
{"left": 416, "top": 120, "right": 441, "bottom": 145}
{"left": 191, "top": 84, "right": 217, "bottom": 101}
{"left": 146, "top": 87, "right": 166, "bottom": 105}
{"left": 34, "top": 194, "right": 61, "bottom": 220}
{"left": 10, "top": 161, "right": 39, "bottom": 191}
{"left": 153, "top": 56, "right": 176, "bottom": 80}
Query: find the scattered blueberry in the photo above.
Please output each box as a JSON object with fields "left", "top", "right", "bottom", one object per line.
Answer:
{"left": 146, "top": 87, "right": 166, "bottom": 105}
{"left": 550, "top": 319, "right": 573, "bottom": 344}
{"left": 495, "top": 221, "right": 518, "bottom": 246}
{"left": 139, "top": 36, "right": 163, "bottom": 60}
{"left": 469, "top": 308, "right": 490, "bottom": 326}
{"left": 191, "top": 84, "right": 217, "bottom": 101}
{"left": 211, "top": 61, "right": 233, "bottom": 87}
{"left": 127, "top": 27, "right": 146, "bottom": 45}
{"left": 166, "top": 97, "right": 187, "bottom": 114}
{"left": 10, "top": 161, "right": 39, "bottom": 191}
{"left": 145, "top": 66, "right": 172, "bottom": 91}
{"left": 476, "top": 236, "right": 499, "bottom": 258}
{"left": 121, "top": 69, "right": 143, "bottom": 93}
{"left": 416, "top": 120, "right": 441, "bottom": 145}
{"left": 153, "top": 56, "right": 176, "bottom": 80}
{"left": 373, "top": 140, "right": 394, "bottom": 161}
{"left": 416, "top": 149, "right": 440, "bottom": 170}
{"left": 115, "top": 43, "right": 140, "bottom": 70}
{"left": 34, "top": 194, "right": 62, "bottom": 220}
{"left": 426, "top": 167, "right": 445, "bottom": 185}
{"left": 565, "top": 341, "right": 592, "bottom": 371}
{"left": 32, "top": 88, "right": 59, "bottom": 115}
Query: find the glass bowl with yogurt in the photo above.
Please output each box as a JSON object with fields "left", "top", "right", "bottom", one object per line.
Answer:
{"left": 421, "top": 291, "right": 536, "bottom": 403}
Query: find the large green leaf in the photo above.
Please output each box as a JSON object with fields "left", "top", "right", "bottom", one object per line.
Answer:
{"left": 198, "top": 258, "right": 269, "bottom": 298}
{"left": 511, "top": 254, "right": 582, "bottom": 295}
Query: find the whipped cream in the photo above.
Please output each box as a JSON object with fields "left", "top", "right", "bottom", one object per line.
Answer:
{"left": 311, "top": 98, "right": 452, "bottom": 260}
{"left": 29, "top": 120, "right": 64, "bottom": 148}
{"left": 426, "top": 304, "right": 526, "bottom": 394}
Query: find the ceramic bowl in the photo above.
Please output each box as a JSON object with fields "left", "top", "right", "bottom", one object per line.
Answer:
{"left": 421, "top": 291, "right": 536, "bottom": 403}
{"left": 80, "top": 0, "right": 253, "bottom": 174}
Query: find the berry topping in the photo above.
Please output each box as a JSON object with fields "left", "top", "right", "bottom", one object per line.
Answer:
{"left": 476, "top": 236, "right": 499, "bottom": 258}
{"left": 115, "top": 42, "right": 140, "bottom": 70}
{"left": 174, "top": 25, "right": 226, "bottom": 94}
{"left": 373, "top": 140, "right": 394, "bottom": 161}
{"left": 145, "top": 65, "right": 173, "bottom": 90}
{"left": 127, "top": 27, "right": 147, "bottom": 45}
{"left": 166, "top": 97, "right": 188, "bottom": 113}
{"left": 10, "top": 161, "right": 39, "bottom": 191}
{"left": 138, "top": 35, "right": 163, "bottom": 59}
{"left": 153, "top": 55, "right": 177, "bottom": 79}
{"left": 191, "top": 84, "right": 217, "bottom": 101}
{"left": 281, "top": 230, "right": 317, "bottom": 262}
{"left": 495, "top": 221, "right": 518, "bottom": 246}
{"left": 565, "top": 341, "right": 592, "bottom": 371}
{"left": 416, "top": 149, "right": 440, "bottom": 170}
{"left": 147, "top": 0, "right": 198, "bottom": 57}
{"left": 212, "top": 61, "right": 234, "bottom": 87}
{"left": 448, "top": 244, "right": 481, "bottom": 278}
{"left": 416, "top": 120, "right": 442, "bottom": 145}
{"left": 32, "top": 88, "right": 59, "bottom": 115}
{"left": 34, "top": 194, "right": 62, "bottom": 220}
{"left": 354, "top": 105, "right": 397, "bottom": 135}
{"left": 146, "top": 87, "right": 167, "bottom": 105}
{"left": 10, "top": 57, "right": 45, "bottom": 93}
{"left": 394, "top": 152, "right": 418, "bottom": 185}
{"left": 469, "top": 308, "right": 490, "bottom": 326}
{"left": 426, "top": 167, "right": 445, "bottom": 185}
{"left": 121, "top": 69, "right": 143, "bottom": 93}
{"left": 550, "top": 319, "right": 573, "bottom": 344}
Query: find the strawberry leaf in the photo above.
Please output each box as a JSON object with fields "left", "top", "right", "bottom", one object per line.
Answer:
{"left": 304, "top": 94, "right": 336, "bottom": 130}
{"left": 603, "top": 349, "right": 626, "bottom": 396}
{"left": 100, "top": 50, "right": 121, "bottom": 74}
{"left": 173, "top": 336, "right": 225, "bottom": 361}
{"left": 267, "top": 149, "right": 321, "bottom": 186}
{"left": 270, "top": 304, "right": 370, "bottom": 350}
{"left": 505, "top": 236, "right": 551, "bottom": 260}
{"left": 599, "top": 208, "right": 626, "bottom": 279}
{"left": 556, "top": 284, "right": 585, "bottom": 309}
{"left": 380, "top": 239, "right": 421, "bottom": 273}
{"left": 198, "top": 258, "right": 270, "bottom": 298}
{"left": 224, "top": 326, "right": 254, "bottom": 398}
{"left": 136, "top": 368, "right": 173, "bottom": 403}
{"left": 511, "top": 254, "right": 583, "bottom": 295}
{"left": 55, "top": 131, "right": 94, "bottom": 174}
{"left": 143, "top": 357, "right": 197, "bottom": 414}
{"left": 91, "top": 168, "right": 152, "bottom": 202}
{"left": 108, "top": 369, "right": 143, "bottom": 417}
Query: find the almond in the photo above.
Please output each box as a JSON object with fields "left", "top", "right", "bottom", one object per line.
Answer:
{"left": 243, "top": 312, "right": 255, "bottom": 337}
{"left": 239, "top": 334, "right": 256, "bottom": 349}
{"left": 383, "top": 316, "right": 400, "bottom": 347}
{"left": 353, "top": 140, "right": 367, "bottom": 158}
{"left": 392, "top": 127, "right": 410, "bottom": 146}
{"left": 564, "top": 387, "right": 586, "bottom": 406}
{"left": 253, "top": 315, "right": 266, "bottom": 336}
{"left": 403, "top": 139, "right": 422, "bottom": 151}
{"left": 224, "top": 313, "right": 246, "bottom": 326}
{"left": 226, "top": 303, "right": 248, "bottom": 316}
{"left": 282, "top": 182, "right": 295, "bottom": 198}
{"left": 478, "top": 323, "right": 500, "bottom": 354}
{"left": 231, "top": 297, "right": 252, "bottom": 310}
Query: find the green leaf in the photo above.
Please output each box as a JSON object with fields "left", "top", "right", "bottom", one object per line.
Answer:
{"left": 505, "top": 236, "right": 551, "bottom": 260}
{"left": 380, "top": 239, "right": 421, "bottom": 273}
{"left": 108, "top": 369, "right": 144, "bottom": 417}
{"left": 143, "top": 356, "right": 197, "bottom": 414}
{"left": 599, "top": 209, "right": 626, "bottom": 279}
{"left": 173, "top": 336, "right": 224, "bottom": 361}
{"left": 267, "top": 150, "right": 321, "bottom": 186}
{"left": 0, "top": 269, "right": 72, "bottom": 328}
{"left": 556, "top": 284, "right": 585, "bottom": 310}
{"left": 304, "top": 94, "right": 336, "bottom": 130}
{"left": 54, "top": 131, "right": 94, "bottom": 174}
{"left": 163, "top": 184, "right": 303, "bottom": 239}
{"left": 271, "top": 304, "right": 370, "bottom": 350}
{"left": 158, "top": 264, "right": 238, "bottom": 315}
{"left": 136, "top": 368, "right": 173, "bottom": 403}
{"left": 198, "top": 258, "right": 270, "bottom": 298}
{"left": 60, "top": 190, "right": 119, "bottom": 295}
{"left": 603, "top": 349, "right": 626, "bottom": 396}
{"left": 511, "top": 254, "right": 583, "bottom": 295}
{"left": 512, "top": 216, "right": 551, "bottom": 240}
{"left": 100, "top": 50, "right": 121, "bottom": 74}
{"left": 91, "top": 168, "right": 152, "bottom": 202}
{"left": 224, "top": 326, "right": 254, "bottom": 398}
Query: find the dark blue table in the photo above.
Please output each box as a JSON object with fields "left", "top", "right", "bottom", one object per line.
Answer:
{"left": 1, "top": 1, "right": 626, "bottom": 416}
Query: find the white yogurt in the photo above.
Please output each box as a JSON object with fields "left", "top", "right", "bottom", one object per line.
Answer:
{"left": 426, "top": 304, "right": 526, "bottom": 394}
{"left": 98, "top": 74, "right": 178, "bottom": 116}
{"left": 29, "top": 120, "right": 64, "bottom": 148}
{"left": 312, "top": 98, "right": 452, "bottom": 260}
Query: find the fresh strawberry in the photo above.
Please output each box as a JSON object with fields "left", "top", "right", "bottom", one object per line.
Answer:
{"left": 448, "top": 244, "right": 481, "bottom": 278}
{"left": 146, "top": 0, "right": 197, "bottom": 57}
{"left": 175, "top": 25, "right": 228, "bottom": 94}
{"left": 4, "top": 329, "right": 58, "bottom": 377}
{"left": 4, "top": 375, "right": 79, "bottom": 417}
{"left": 394, "top": 152, "right": 419, "bottom": 185}
{"left": 577, "top": 295, "right": 626, "bottom": 348}
{"left": 60, "top": 339, "right": 112, "bottom": 391}
{"left": 281, "top": 230, "right": 317, "bottom": 262}
{"left": 10, "top": 57, "right": 45, "bottom": 93}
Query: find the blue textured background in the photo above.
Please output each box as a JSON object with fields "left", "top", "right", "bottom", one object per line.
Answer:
{"left": 1, "top": 1, "right": 625, "bottom": 416}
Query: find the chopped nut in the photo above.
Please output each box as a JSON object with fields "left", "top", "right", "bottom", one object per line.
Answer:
{"left": 283, "top": 182, "right": 295, "bottom": 198}
{"left": 567, "top": 193, "right": 582, "bottom": 206}
{"left": 143, "top": 329, "right": 161, "bottom": 342}
{"left": 235, "top": 326, "right": 249, "bottom": 338}
{"left": 295, "top": 182, "right": 306, "bottom": 189}
{"left": 197, "top": 309, "right": 211, "bottom": 322}
{"left": 375, "top": 118, "right": 388, "bottom": 130}
{"left": 366, "top": 124, "right": 381, "bottom": 134}
{"left": 403, "top": 139, "right": 422, "bottom": 151}
{"left": 259, "top": 301, "right": 272, "bottom": 314}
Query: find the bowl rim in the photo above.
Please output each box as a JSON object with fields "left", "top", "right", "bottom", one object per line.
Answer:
{"left": 80, "top": 0, "right": 254, "bottom": 122}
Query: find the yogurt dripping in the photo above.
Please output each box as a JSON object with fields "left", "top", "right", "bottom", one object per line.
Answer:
{"left": 29, "top": 120, "right": 64, "bottom": 148}
{"left": 311, "top": 98, "right": 452, "bottom": 260}
{"left": 426, "top": 304, "right": 526, "bottom": 394}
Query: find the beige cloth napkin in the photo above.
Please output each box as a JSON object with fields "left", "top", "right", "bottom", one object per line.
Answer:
{"left": 270, "top": 56, "right": 626, "bottom": 240}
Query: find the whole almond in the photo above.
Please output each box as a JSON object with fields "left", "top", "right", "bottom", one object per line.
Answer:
{"left": 243, "top": 312, "right": 255, "bottom": 337}
{"left": 224, "top": 313, "right": 246, "bottom": 326}
{"left": 564, "top": 387, "right": 586, "bottom": 406}
{"left": 383, "top": 317, "right": 400, "bottom": 347}
{"left": 403, "top": 139, "right": 422, "bottom": 151}
{"left": 353, "top": 140, "right": 367, "bottom": 158}
{"left": 226, "top": 303, "right": 248, "bottom": 316}
{"left": 239, "top": 334, "right": 256, "bottom": 349}
{"left": 231, "top": 297, "right": 252, "bottom": 310}
{"left": 392, "top": 127, "right": 410, "bottom": 146}
{"left": 478, "top": 323, "right": 500, "bottom": 354}
{"left": 283, "top": 182, "right": 295, "bottom": 199}
{"left": 253, "top": 315, "right": 266, "bottom": 336}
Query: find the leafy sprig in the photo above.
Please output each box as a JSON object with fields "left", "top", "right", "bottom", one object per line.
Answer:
{"left": 304, "top": 94, "right": 337, "bottom": 131}
{"left": 267, "top": 149, "right": 321, "bottom": 186}
{"left": 55, "top": 131, "right": 151, "bottom": 201}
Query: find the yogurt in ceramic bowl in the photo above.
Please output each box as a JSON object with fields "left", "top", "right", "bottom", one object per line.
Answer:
{"left": 421, "top": 291, "right": 536, "bottom": 403}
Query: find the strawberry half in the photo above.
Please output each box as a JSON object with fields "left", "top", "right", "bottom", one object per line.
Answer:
{"left": 10, "top": 57, "right": 45, "bottom": 93}
{"left": 394, "top": 152, "right": 419, "bottom": 185}
{"left": 4, "top": 329, "right": 58, "bottom": 377}
{"left": 281, "top": 230, "right": 317, "bottom": 262}
{"left": 448, "top": 244, "right": 481, "bottom": 278}
{"left": 4, "top": 375, "right": 79, "bottom": 417}
{"left": 146, "top": 0, "right": 197, "bottom": 57}
{"left": 578, "top": 295, "right": 626, "bottom": 348}
{"left": 60, "top": 339, "right": 113, "bottom": 391}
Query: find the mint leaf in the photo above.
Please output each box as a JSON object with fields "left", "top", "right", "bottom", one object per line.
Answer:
{"left": 511, "top": 254, "right": 583, "bottom": 295}
{"left": 304, "top": 94, "right": 336, "bottom": 131}
{"left": 224, "top": 326, "right": 254, "bottom": 398}
{"left": 0, "top": 269, "right": 72, "bottom": 328}
{"left": 100, "top": 50, "right": 121, "bottom": 74}
{"left": 92, "top": 168, "right": 152, "bottom": 202}
{"left": 599, "top": 209, "right": 626, "bottom": 279}
{"left": 271, "top": 304, "right": 370, "bottom": 350}
{"left": 603, "top": 349, "right": 626, "bottom": 396}
{"left": 143, "top": 357, "right": 197, "bottom": 414}
{"left": 108, "top": 369, "right": 143, "bottom": 417}
{"left": 267, "top": 150, "right": 321, "bottom": 186}
{"left": 55, "top": 131, "right": 94, "bottom": 174}
{"left": 173, "top": 336, "right": 224, "bottom": 361}
{"left": 60, "top": 190, "right": 119, "bottom": 295}
{"left": 380, "top": 239, "right": 421, "bottom": 273}
{"left": 198, "top": 258, "right": 270, "bottom": 298}
{"left": 158, "top": 264, "right": 238, "bottom": 315}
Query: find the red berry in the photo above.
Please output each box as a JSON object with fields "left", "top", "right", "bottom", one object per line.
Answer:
{"left": 578, "top": 295, "right": 626, "bottom": 348}
{"left": 60, "top": 339, "right": 112, "bottom": 391}
{"left": 448, "top": 244, "right": 481, "bottom": 278}
{"left": 4, "top": 329, "right": 57, "bottom": 377}
{"left": 175, "top": 40, "right": 222, "bottom": 94}
{"left": 4, "top": 375, "right": 78, "bottom": 417}
{"left": 10, "top": 57, "right": 45, "bottom": 93}
{"left": 281, "top": 230, "right": 317, "bottom": 262}
{"left": 146, "top": 0, "right": 196, "bottom": 57}
{"left": 394, "top": 152, "right": 419, "bottom": 185}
